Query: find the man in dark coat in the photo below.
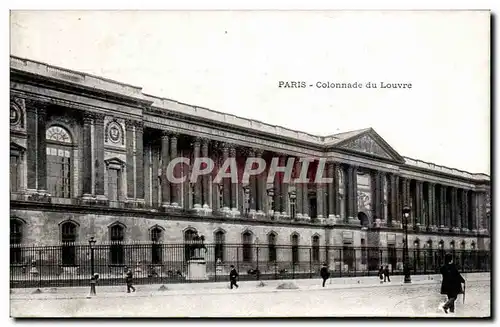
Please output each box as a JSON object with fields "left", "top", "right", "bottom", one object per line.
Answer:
{"left": 378, "top": 266, "right": 384, "bottom": 284}
{"left": 440, "top": 253, "right": 465, "bottom": 314}
{"left": 125, "top": 267, "right": 136, "bottom": 293}
{"left": 320, "top": 263, "right": 330, "bottom": 287}
{"left": 383, "top": 266, "right": 391, "bottom": 283}
{"left": 229, "top": 265, "right": 239, "bottom": 289}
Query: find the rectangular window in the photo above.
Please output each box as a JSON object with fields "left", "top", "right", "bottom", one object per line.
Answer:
{"left": 62, "top": 245, "right": 76, "bottom": 266}
{"left": 10, "top": 155, "right": 19, "bottom": 193}
{"left": 242, "top": 243, "right": 252, "bottom": 262}
{"left": 108, "top": 169, "right": 119, "bottom": 201}
{"left": 47, "top": 147, "right": 71, "bottom": 198}
{"left": 361, "top": 239, "right": 367, "bottom": 265}
{"left": 312, "top": 245, "right": 320, "bottom": 262}
{"left": 292, "top": 245, "right": 299, "bottom": 264}
{"left": 151, "top": 243, "right": 162, "bottom": 265}
{"left": 269, "top": 244, "right": 277, "bottom": 262}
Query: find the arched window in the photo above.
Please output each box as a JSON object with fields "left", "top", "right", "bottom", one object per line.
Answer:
{"left": 268, "top": 232, "right": 277, "bottom": 262}
{"left": 150, "top": 227, "right": 163, "bottom": 264}
{"left": 242, "top": 231, "right": 253, "bottom": 262}
{"left": 110, "top": 224, "right": 125, "bottom": 265}
{"left": 214, "top": 230, "right": 225, "bottom": 262}
{"left": 61, "top": 222, "right": 77, "bottom": 266}
{"left": 184, "top": 229, "right": 197, "bottom": 261}
{"left": 46, "top": 126, "right": 72, "bottom": 198}
{"left": 10, "top": 219, "right": 23, "bottom": 264}
{"left": 312, "top": 235, "right": 320, "bottom": 262}
{"left": 291, "top": 234, "right": 299, "bottom": 264}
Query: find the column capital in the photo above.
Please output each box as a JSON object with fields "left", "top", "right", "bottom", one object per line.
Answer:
{"left": 133, "top": 120, "right": 144, "bottom": 131}
{"left": 83, "top": 113, "right": 93, "bottom": 125}
{"left": 24, "top": 98, "right": 49, "bottom": 113}
{"left": 192, "top": 137, "right": 202, "bottom": 147}
{"left": 161, "top": 131, "right": 170, "bottom": 140}
{"left": 93, "top": 113, "right": 105, "bottom": 124}
{"left": 125, "top": 119, "right": 136, "bottom": 131}
{"left": 229, "top": 146, "right": 236, "bottom": 157}
{"left": 254, "top": 148, "right": 263, "bottom": 157}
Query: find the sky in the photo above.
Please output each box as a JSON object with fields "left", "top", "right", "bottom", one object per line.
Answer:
{"left": 10, "top": 10, "right": 490, "bottom": 174}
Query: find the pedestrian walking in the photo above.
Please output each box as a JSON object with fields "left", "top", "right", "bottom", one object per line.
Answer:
{"left": 378, "top": 266, "right": 384, "bottom": 284}
{"left": 125, "top": 267, "right": 136, "bottom": 293}
{"left": 229, "top": 265, "right": 239, "bottom": 289}
{"left": 440, "top": 253, "right": 465, "bottom": 314}
{"left": 320, "top": 263, "right": 330, "bottom": 287}
{"left": 383, "top": 266, "right": 391, "bottom": 282}
{"left": 87, "top": 273, "right": 99, "bottom": 298}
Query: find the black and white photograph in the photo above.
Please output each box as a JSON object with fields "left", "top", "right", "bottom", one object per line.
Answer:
{"left": 8, "top": 9, "right": 491, "bottom": 318}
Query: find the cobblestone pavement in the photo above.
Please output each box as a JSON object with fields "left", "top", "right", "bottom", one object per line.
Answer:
{"left": 11, "top": 279, "right": 490, "bottom": 318}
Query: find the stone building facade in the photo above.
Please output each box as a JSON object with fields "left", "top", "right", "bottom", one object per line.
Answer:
{"left": 10, "top": 56, "right": 491, "bottom": 265}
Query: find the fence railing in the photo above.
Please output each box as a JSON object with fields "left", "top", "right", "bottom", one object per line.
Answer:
{"left": 10, "top": 243, "right": 490, "bottom": 288}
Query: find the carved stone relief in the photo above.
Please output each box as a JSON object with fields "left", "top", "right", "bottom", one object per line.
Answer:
{"left": 340, "top": 134, "right": 392, "bottom": 159}
{"left": 105, "top": 119, "right": 125, "bottom": 146}
{"left": 10, "top": 97, "right": 25, "bottom": 130}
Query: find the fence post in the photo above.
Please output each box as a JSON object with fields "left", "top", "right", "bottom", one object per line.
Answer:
{"left": 309, "top": 248, "right": 312, "bottom": 279}
{"left": 38, "top": 250, "right": 42, "bottom": 289}
{"left": 236, "top": 246, "right": 239, "bottom": 275}
{"left": 256, "top": 247, "right": 260, "bottom": 280}
{"left": 339, "top": 248, "right": 343, "bottom": 278}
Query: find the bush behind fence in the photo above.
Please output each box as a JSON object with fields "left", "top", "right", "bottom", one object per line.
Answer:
{"left": 10, "top": 243, "right": 491, "bottom": 288}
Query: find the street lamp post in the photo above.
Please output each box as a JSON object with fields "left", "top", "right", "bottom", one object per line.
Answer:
{"left": 88, "top": 237, "right": 96, "bottom": 276}
{"left": 402, "top": 206, "right": 412, "bottom": 283}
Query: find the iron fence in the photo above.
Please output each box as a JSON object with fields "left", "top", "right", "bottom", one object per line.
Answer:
{"left": 10, "top": 243, "right": 490, "bottom": 288}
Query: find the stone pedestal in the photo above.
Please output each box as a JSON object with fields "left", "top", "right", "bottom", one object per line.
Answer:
{"left": 186, "top": 259, "right": 208, "bottom": 281}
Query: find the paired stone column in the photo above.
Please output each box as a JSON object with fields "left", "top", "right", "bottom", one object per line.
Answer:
{"left": 125, "top": 120, "right": 135, "bottom": 199}
{"left": 169, "top": 134, "right": 179, "bottom": 207}
{"left": 221, "top": 143, "right": 231, "bottom": 211}
{"left": 36, "top": 105, "right": 48, "bottom": 193}
{"left": 25, "top": 101, "right": 37, "bottom": 191}
{"left": 461, "top": 189, "right": 469, "bottom": 231}
{"left": 428, "top": 183, "right": 436, "bottom": 229}
{"left": 440, "top": 185, "right": 447, "bottom": 229}
{"left": 230, "top": 146, "right": 239, "bottom": 213}
{"left": 470, "top": 191, "right": 478, "bottom": 232}
{"left": 280, "top": 156, "right": 289, "bottom": 216}
{"left": 449, "top": 187, "right": 458, "bottom": 231}
{"left": 302, "top": 168, "right": 309, "bottom": 219}
{"left": 273, "top": 156, "right": 284, "bottom": 215}
{"left": 295, "top": 160, "right": 303, "bottom": 218}
{"left": 160, "top": 132, "right": 170, "bottom": 207}
{"left": 327, "top": 162, "right": 335, "bottom": 219}
{"left": 82, "top": 114, "right": 94, "bottom": 198}
{"left": 193, "top": 138, "right": 202, "bottom": 209}
{"left": 257, "top": 150, "right": 267, "bottom": 215}
{"left": 415, "top": 180, "right": 423, "bottom": 227}
{"left": 94, "top": 114, "right": 106, "bottom": 200}
{"left": 201, "top": 138, "right": 211, "bottom": 209}
{"left": 317, "top": 181, "right": 325, "bottom": 220}
{"left": 388, "top": 174, "right": 397, "bottom": 227}
{"left": 135, "top": 122, "right": 144, "bottom": 201}
{"left": 394, "top": 174, "right": 401, "bottom": 226}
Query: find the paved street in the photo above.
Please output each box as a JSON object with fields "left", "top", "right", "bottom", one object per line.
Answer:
{"left": 11, "top": 279, "right": 490, "bottom": 318}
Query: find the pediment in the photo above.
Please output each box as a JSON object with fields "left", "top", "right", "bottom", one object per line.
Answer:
{"left": 335, "top": 129, "right": 404, "bottom": 162}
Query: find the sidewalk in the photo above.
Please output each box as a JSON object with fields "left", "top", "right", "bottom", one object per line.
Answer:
{"left": 10, "top": 272, "right": 489, "bottom": 301}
